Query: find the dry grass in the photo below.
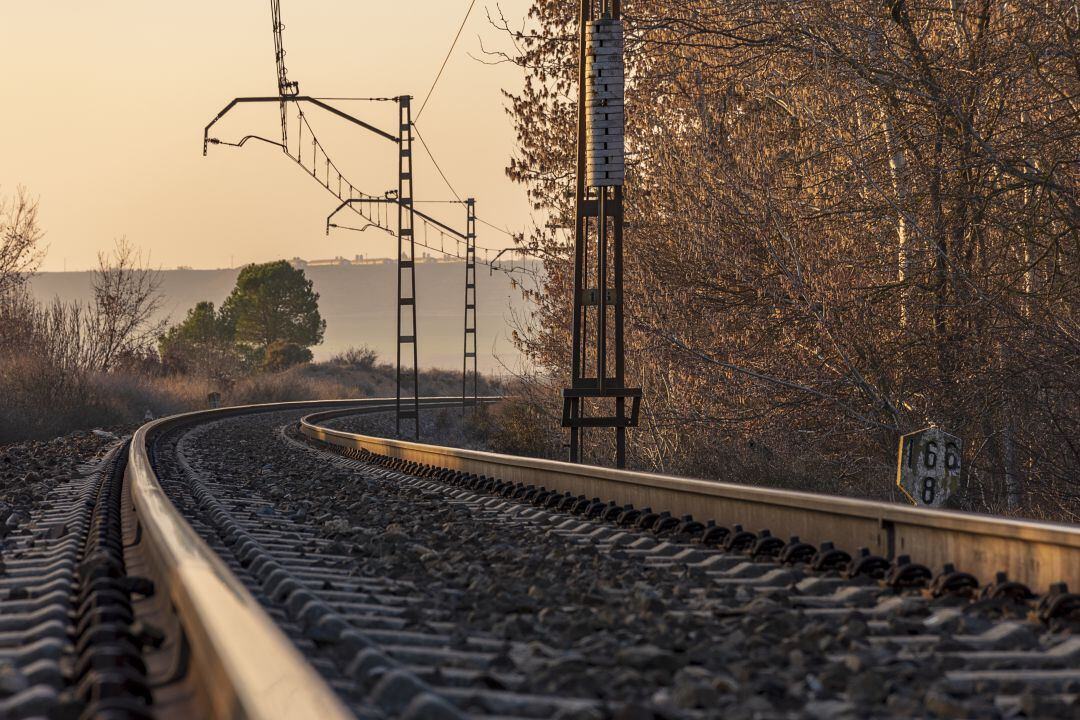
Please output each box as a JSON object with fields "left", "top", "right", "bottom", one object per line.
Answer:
{"left": 0, "top": 353, "right": 502, "bottom": 443}
{"left": 466, "top": 394, "right": 566, "bottom": 460}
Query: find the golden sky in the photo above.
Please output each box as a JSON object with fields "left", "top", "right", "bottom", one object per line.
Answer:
{"left": 1, "top": 0, "right": 534, "bottom": 271}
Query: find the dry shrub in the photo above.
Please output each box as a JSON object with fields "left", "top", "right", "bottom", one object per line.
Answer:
{"left": 0, "top": 354, "right": 85, "bottom": 440}
{"left": 0, "top": 289, "right": 506, "bottom": 441}
{"left": 223, "top": 361, "right": 498, "bottom": 406}
{"left": 330, "top": 346, "right": 379, "bottom": 370}
{"left": 86, "top": 372, "right": 213, "bottom": 422}
{"left": 0, "top": 361, "right": 220, "bottom": 442}
{"left": 467, "top": 381, "right": 564, "bottom": 460}
{"left": 225, "top": 368, "right": 353, "bottom": 406}
{"left": 0, "top": 358, "right": 506, "bottom": 443}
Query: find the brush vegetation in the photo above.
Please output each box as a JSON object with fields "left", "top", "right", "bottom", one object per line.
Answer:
{"left": 0, "top": 189, "right": 496, "bottom": 442}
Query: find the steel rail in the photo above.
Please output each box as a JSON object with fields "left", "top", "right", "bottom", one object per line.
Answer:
{"left": 126, "top": 397, "right": 481, "bottom": 719}
{"left": 299, "top": 415, "right": 1080, "bottom": 593}
{"left": 120, "top": 394, "right": 1076, "bottom": 716}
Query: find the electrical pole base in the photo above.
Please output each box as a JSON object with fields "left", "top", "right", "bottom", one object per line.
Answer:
{"left": 562, "top": 385, "right": 641, "bottom": 468}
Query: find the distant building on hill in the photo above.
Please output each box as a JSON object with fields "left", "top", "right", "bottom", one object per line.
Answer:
{"left": 289, "top": 254, "right": 456, "bottom": 269}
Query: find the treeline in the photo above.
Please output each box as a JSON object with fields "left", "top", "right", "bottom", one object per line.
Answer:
{"left": 499, "top": 1, "right": 1079, "bottom": 517}
{"left": 0, "top": 188, "right": 331, "bottom": 440}
{"left": 0, "top": 185, "right": 167, "bottom": 439}
{"left": 0, "top": 187, "right": 492, "bottom": 441}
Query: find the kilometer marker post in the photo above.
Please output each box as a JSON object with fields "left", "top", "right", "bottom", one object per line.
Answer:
{"left": 896, "top": 427, "right": 962, "bottom": 508}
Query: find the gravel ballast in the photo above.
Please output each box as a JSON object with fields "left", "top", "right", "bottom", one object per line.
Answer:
{"left": 153, "top": 407, "right": 1078, "bottom": 719}
{"left": 0, "top": 429, "right": 121, "bottom": 540}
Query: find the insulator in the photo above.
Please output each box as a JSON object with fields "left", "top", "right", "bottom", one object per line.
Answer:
{"left": 585, "top": 18, "right": 624, "bottom": 187}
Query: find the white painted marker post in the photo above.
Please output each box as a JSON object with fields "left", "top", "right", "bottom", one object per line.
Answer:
{"left": 896, "top": 427, "right": 962, "bottom": 507}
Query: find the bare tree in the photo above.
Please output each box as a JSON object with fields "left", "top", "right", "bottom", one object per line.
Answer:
{"left": 86, "top": 238, "right": 165, "bottom": 372}
{"left": 0, "top": 187, "right": 45, "bottom": 297}
{"left": 495, "top": 0, "right": 1080, "bottom": 519}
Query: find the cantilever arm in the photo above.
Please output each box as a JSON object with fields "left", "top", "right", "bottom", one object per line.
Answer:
{"left": 327, "top": 221, "right": 382, "bottom": 235}
{"left": 303, "top": 97, "right": 398, "bottom": 143}
{"left": 203, "top": 96, "right": 399, "bottom": 155}
{"left": 325, "top": 198, "right": 377, "bottom": 233}
{"left": 327, "top": 198, "right": 469, "bottom": 240}
{"left": 490, "top": 248, "right": 511, "bottom": 274}
{"left": 325, "top": 199, "right": 355, "bottom": 235}
{"left": 489, "top": 247, "right": 538, "bottom": 276}
{"left": 207, "top": 135, "right": 285, "bottom": 151}
{"left": 325, "top": 198, "right": 397, "bottom": 236}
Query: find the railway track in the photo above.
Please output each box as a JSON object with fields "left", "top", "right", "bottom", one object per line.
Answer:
{"left": 2, "top": 397, "right": 1077, "bottom": 719}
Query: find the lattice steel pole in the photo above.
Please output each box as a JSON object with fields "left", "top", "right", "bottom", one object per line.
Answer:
{"left": 562, "top": 0, "right": 640, "bottom": 468}
{"left": 463, "top": 198, "right": 478, "bottom": 413}
{"left": 396, "top": 96, "right": 420, "bottom": 439}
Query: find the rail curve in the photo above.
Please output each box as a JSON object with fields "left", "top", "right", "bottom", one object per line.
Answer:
{"left": 7, "top": 396, "right": 1075, "bottom": 718}
{"left": 300, "top": 408, "right": 1080, "bottom": 595}
{"left": 124, "top": 396, "right": 486, "bottom": 718}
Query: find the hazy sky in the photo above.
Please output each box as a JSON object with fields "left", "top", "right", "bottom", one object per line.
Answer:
{"left": 1, "top": 1, "right": 534, "bottom": 271}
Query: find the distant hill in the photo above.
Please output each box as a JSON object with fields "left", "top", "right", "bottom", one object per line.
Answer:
{"left": 29, "top": 262, "right": 537, "bottom": 373}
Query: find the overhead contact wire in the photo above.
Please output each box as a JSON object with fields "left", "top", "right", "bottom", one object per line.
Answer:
{"left": 415, "top": 0, "right": 477, "bottom": 122}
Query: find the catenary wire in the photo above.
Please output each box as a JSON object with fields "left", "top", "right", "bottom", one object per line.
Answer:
{"left": 415, "top": 0, "right": 477, "bottom": 122}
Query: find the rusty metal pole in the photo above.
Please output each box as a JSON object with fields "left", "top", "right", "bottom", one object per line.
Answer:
{"left": 566, "top": 0, "right": 590, "bottom": 464}
{"left": 562, "top": 0, "right": 640, "bottom": 468}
